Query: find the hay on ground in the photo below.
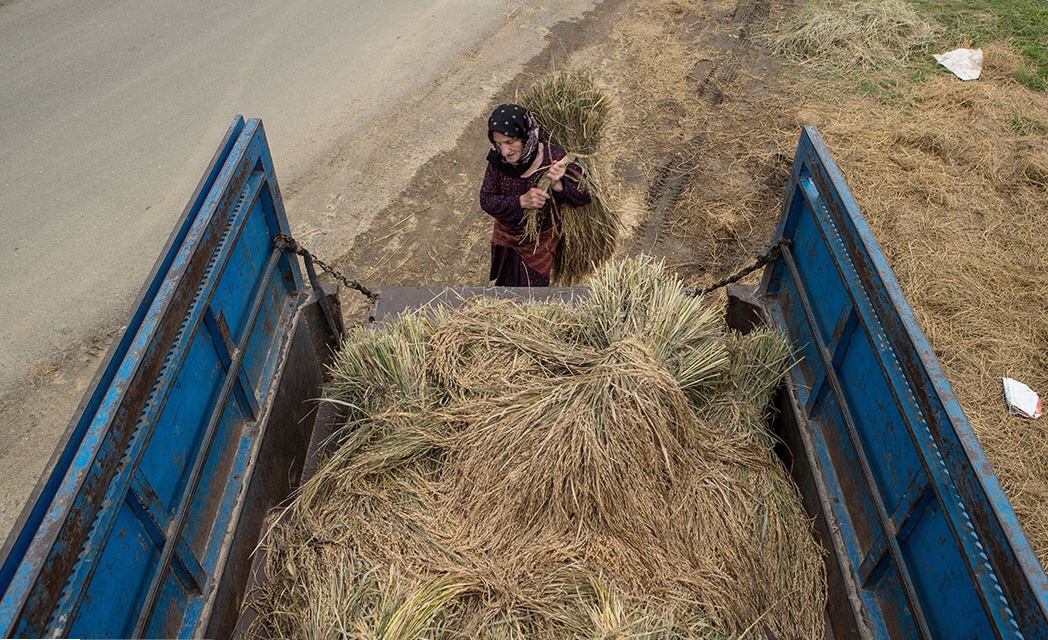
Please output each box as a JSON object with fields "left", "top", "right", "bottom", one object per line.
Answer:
{"left": 764, "top": 0, "right": 940, "bottom": 72}
{"left": 246, "top": 256, "right": 826, "bottom": 640}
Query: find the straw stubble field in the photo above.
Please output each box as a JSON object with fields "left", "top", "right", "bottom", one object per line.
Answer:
{"left": 325, "top": 0, "right": 1047, "bottom": 628}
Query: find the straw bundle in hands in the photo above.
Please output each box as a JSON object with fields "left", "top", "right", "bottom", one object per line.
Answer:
{"left": 519, "top": 70, "right": 620, "bottom": 285}
{"left": 247, "top": 255, "right": 826, "bottom": 640}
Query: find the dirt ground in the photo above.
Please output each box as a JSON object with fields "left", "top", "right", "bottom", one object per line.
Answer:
{"left": 334, "top": 0, "right": 793, "bottom": 310}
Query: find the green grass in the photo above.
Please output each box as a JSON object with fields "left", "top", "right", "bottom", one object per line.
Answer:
{"left": 856, "top": 77, "right": 907, "bottom": 106}
{"left": 1009, "top": 113, "right": 1048, "bottom": 136}
{"left": 911, "top": 0, "right": 1048, "bottom": 90}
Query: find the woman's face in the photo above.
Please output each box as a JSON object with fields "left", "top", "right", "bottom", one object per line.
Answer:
{"left": 491, "top": 131, "right": 524, "bottom": 163}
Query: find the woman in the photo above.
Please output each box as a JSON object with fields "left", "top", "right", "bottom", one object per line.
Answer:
{"left": 479, "top": 103, "right": 591, "bottom": 287}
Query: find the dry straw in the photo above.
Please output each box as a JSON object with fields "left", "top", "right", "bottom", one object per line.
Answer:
{"left": 518, "top": 70, "right": 621, "bottom": 285}
{"left": 246, "top": 256, "right": 826, "bottom": 640}
{"left": 764, "top": 0, "right": 940, "bottom": 72}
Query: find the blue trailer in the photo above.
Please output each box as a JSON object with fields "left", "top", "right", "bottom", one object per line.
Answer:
{"left": 0, "top": 117, "right": 1045, "bottom": 639}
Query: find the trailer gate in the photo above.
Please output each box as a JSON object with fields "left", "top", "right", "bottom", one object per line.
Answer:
{"left": 0, "top": 116, "right": 341, "bottom": 638}
{"left": 761, "top": 126, "right": 1048, "bottom": 639}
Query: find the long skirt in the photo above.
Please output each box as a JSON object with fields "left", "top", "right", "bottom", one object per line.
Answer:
{"left": 490, "top": 245, "right": 550, "bottom": 287}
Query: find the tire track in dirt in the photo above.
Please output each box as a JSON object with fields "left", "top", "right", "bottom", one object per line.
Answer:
{"left": 731, "top": 0, "right": 771, "bottom": 38}
{"left": 632, "top": 0, "right": 774, "bottom": 271}
{"left": 694, "top": 0, "right": 769, "bottom": 104}
{"left": 636, "top": 143, "right": 702, "bottom": 259}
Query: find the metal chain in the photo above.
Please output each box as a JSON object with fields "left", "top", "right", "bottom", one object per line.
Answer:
{"left": 274, "top": 234, "right": 377, "bottom": 300}
{"left": 274, "top": 231, "right": 787, "bottom": 302}
{"left": 691, "top": 238, "right": 791, "bottom": 297}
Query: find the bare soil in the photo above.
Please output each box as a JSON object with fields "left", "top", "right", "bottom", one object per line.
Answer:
{"left": 332, "top": 0, "right": 795, "bottom": 300}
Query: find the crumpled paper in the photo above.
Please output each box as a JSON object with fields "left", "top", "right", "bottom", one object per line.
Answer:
{"left": 934, "top": 48, "right": 983, "bottom": 81}
{"left": 1003, "top": 377, "right": 1042, "bottom": 419}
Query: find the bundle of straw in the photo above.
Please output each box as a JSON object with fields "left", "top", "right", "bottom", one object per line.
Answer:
{"left": 519, "top": 70, "right": 620, "bottom": 285}
{"left": 247, "top": 256, "right": 826, "bottom": 640}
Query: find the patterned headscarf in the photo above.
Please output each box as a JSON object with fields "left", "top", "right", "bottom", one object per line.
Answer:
{"left": 486, "top": 103, "right": 541, "bottom": 177}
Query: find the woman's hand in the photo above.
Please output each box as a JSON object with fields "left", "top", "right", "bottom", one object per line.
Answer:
{"left": 547, "top": 157, "right": 569, "bottom": 192}
{"left": 520, "top": 187, "right": 550, "bottom": 209}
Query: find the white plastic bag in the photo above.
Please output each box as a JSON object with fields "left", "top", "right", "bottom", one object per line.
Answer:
{"left": 1003, "top": 377, "right": 1042, "bottom": 419}
{"left": 933, "top": 48, "right": 983, "bottom": 81}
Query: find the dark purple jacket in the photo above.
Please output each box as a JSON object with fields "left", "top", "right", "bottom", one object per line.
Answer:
{"left": 479, "top": 143, "right": 591, "bottom": 234}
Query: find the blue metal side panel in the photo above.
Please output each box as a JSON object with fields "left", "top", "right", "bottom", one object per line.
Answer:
{"left": 141, "top": 327, "right": 226, "bottom": 512}
{"left": 807, "top": 389, "right": 892, "bottom": 638}
{"left": 0, "top": 116, "right": 304, "bottom": 638}
{"left": 238, "top": 203, "right": 296, "bottom": 391}
{"left": 243, "top": 265, "right": 297, "bottom": 395}
{"left": 790, "top": 200, "right": 849, "bottom": 354}
{"left": 176, "top": 425, "right": 258, "bottom": 639}
{"left": 213, "top": 195, "right": 271, "bottom": 342}
{"left": 67, "top": 503, "right": 157, "bottom": 638}
{"left": 145, "top": 571, "right": 188, "bottom": 640}
{"left": 902, "top": 502, "right": 992, "bottom": 637}
{"left": 776, "top": 257, "right": 820, "bottom": 400}
{"left": 873, "top": 557, "right": 913, "bottom": 638}
{"left": 761, "top": 126, "right": 1048, "bottom": 639}
{"left": 836, "top": 329, "right": 919, "bottom": 518}
{"left": 184, "top": 407, "right": 245, "bottom": 556}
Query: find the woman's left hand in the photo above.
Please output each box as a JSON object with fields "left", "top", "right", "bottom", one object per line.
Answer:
{"left": 547, "top": 157, "right": 569, "bottom": 192}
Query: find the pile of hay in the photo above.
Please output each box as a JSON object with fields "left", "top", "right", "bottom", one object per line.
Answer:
{"left": 519, "top": 70, "right": 620, "bottom": 285}
{"left": 764, "top": 0, "right": 940, "bottom": 72}
{"left": 246, "top": 256, "right": 826, "bottom": 640}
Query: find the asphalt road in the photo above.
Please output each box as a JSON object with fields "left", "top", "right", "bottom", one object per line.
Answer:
{"left": 0, "top": 0, "right": 596, "bottom": 393}
{"left": 0, "top": 0, "right": 597, "bottom": 538}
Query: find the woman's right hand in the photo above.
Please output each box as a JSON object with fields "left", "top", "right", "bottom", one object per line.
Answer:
{"left": 520, "top": 187, "right": 550, "bottom": 209}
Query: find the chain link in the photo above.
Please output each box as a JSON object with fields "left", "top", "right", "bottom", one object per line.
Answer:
{"left": 275, "top": 232, "right": 787, "bottom": 302}
{"left": 691, "top": 238, "right": 791, "bottom": 297}
{"left": 307, "top": 253, "right": 377, "bottom": 300}
{"left": 274, "top": 234, "right": 377, "bottom": 300}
